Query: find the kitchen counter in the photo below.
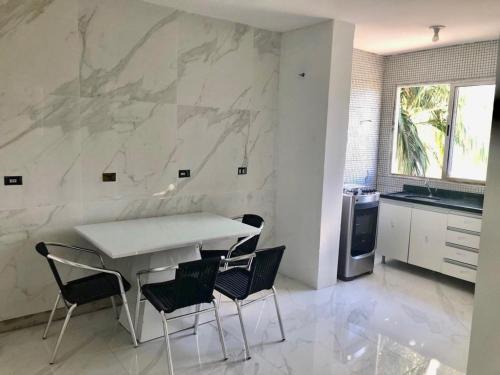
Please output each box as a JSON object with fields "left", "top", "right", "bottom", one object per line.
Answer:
{"left": 381, "top": 184, "right": 484, "bottom": 215}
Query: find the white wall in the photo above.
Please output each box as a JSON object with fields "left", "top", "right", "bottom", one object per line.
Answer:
{"left": 467, "top": 42, "right": 500, "bottom": 374}
{"left": 317, "top": 21, "right": 355, "bottom": 288}
{"left": 276, "top": 20, "right": 354, "bottom": 289}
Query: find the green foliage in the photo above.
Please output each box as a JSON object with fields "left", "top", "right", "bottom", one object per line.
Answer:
{"left": 396, "top": 85, "right": 449, "bottom": 176}
{"left": 397, "top": 110, "right": 428, "bottom": 176}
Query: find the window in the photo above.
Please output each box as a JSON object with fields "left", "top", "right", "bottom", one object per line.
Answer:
{"left": 448, "top": 85, "right": 495, "bottom": 181}
{"left": 391, "top": 82, "right": 495, "bottom": 182}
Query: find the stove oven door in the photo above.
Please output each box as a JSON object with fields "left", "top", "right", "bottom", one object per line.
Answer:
{"left": 351, "top": 201, "right": 379, "bottom": 257}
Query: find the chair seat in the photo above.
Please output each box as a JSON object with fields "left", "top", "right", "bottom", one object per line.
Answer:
{"left": 214, "top": 268, "right": 252, "bottom": 300}
{"left": 142, "top": 279, "right": 215, "bottom": 314}
{"left": 63, "top": 272, "right": 130, "bottom": 305}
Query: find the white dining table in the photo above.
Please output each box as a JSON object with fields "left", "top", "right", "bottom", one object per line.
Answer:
{"left": 74, "top": 212, "right": 261, "bottom": 342}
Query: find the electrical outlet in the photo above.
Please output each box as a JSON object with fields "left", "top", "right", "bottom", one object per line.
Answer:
{"left": 4, "top": 176, "right": 23, "bottom": 186}
{"left": 238, "top": 167, "right": 247, "bottom": 175}
{"left": 102, "top": 172, "right": 116, "bottom": 182}
{"left": 178, "top": 169, "right": 191, "bottom": 178}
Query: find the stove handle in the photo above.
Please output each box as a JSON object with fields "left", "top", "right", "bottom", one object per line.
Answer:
{"left": 354, "top": 201, "right": 379, "bottom": 210}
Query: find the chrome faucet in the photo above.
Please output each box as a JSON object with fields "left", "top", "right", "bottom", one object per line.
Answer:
{"left": 424, "top": 178, "right": 434, "bottom": 197}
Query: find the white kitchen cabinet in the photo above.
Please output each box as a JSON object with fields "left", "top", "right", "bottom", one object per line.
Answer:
{"left": 443, "top": 244, "right": 479, "bottom": 266}
{"left": 447, "top": 214, "right": 482, "bottom": 233}
{"left": 408, "top": 209, "right": 447, "bottom": 272}
{"left": 376, "top": 202, "right": 412, "bottom": 262}
{"left": 441, "top": 260, "right": 477, "bottom": 283}
{"left": 377, "top": 199, "right": 481, "bottom": 283}
{"left": 446, "top": 230, "right": 480, "bottom": 249}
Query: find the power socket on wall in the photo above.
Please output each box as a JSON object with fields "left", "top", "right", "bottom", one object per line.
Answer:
{"left": 238, "top": 167, "right": 247, "bottom": 175}
{"left": 102, "top": 172, "right": 116, "bottom": 182}
{"left": 4, "top": 176, "right": 23, "bottom": 186}
{"left": 178, "top": 169, "right": 191, "bottom": 178}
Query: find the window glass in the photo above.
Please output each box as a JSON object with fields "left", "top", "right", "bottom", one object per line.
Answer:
{"left": 392, "top": 84, "right": 450, "bottom": 178}
{"left": 448, "top": 85, "right": 495, "bottom": 181}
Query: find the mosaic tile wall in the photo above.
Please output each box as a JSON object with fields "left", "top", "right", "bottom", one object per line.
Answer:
{"left": 344, "top": 49, "right": 384, "bottom": 188}
{"left": 377, "top": 40, "right": 499, "bottom": 194}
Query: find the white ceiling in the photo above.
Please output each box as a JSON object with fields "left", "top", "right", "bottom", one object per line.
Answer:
{"left": 144, "top": 0, "right": 500, "bottom": 55}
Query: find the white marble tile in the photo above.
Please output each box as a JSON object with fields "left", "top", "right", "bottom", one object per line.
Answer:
{"left": 0, "top": 95, "right": 82, "bottom": 209}
{"left": 177, "top": 13, "right": 253, "bottom": 109}
{"left": 0, "top": 260, "right": 472, "bottom": 374}
{"left": 0, "top": 203, "right": 86, "bottom": 321}
{"left": 251, "top": 29, "right": 281, "bottom": 111}
{"left": 174, "top": 105, "right": 251, "bottom": 195}
{"left": 0, "top": 0, "right": 80, "bottom": 108}
{"left": 82, "top": 195, "right": 210, "bottom": 228}
{"left": 78, "top": 0, "right": 178, "bottom": 103}
{"left": 238, "top": 110, "right": 276, "bottom": 192}
{"left": 78, "top": 98, "right": 177, "bottom": 201}
{"left": 0, "top": 0, "right": 81, "bottom": 210}
{"left": 0, "top": 0, "right": 279, "bottom": 325}
{"left": 200, "top": 189, "right": 276, "bottom": 247}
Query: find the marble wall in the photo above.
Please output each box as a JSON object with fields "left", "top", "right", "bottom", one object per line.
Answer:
{"left": 0, "top": 0, "right": 280, "bottom": 321}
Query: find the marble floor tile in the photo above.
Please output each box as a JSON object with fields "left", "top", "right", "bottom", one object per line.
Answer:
{"left": 0, "top": 258, "right": 473, "bottom": 374}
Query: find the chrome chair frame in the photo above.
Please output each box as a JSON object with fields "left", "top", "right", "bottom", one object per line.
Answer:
{"left": 215, "top": 252, "right": 286, "bottom": 360}
{"left": 225, "top": 215, "right": 265, "bottom": 262}
{"left": 134, "top": 264, "right": 179, "bottom": 335}
{"left": 41, "top": 243, "right": 138, "bottom": 364}
{"left": 135, "top": 263, "right": 227, "bottom": 375}
{"left": 198, "top": 215, "right": 264, "bottom": 308}
{"left": 199, "top": 215, "right": 264, "bottom": 270}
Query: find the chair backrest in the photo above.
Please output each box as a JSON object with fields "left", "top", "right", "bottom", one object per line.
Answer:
{"left": 35, "top": 242, "right": 66, "bottom": 292}
{"left": 247, "top": 246, "right": 285, "bottom": 295}
{"left": 174, "top": 257, "right": 221, "bottom": 307}
{"left": 234, "top": 214, "right": 264, "bottom": 256}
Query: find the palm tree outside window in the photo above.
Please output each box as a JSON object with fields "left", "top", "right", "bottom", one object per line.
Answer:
{"left": 391, "top": 81, "right": 495, "bottom": 183}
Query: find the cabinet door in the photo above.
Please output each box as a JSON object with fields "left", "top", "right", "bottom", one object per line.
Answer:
{"left": 408, "top": 209, "right": 447, "bottom": 272}
{"left": 376, "top": 202, "right": 412, "bottom": 262}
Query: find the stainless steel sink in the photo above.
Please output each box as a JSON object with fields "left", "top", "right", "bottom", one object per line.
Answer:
{"left": 403, "top": 194, "right": 441, "bottom": 201}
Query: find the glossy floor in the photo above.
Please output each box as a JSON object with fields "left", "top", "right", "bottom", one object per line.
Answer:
{"left": 0, "top": 258, "right": 474, "bottom": 375}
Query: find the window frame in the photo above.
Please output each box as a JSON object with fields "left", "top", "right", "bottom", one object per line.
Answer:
{"left": 390, "top": 78, "right": 496, "bottom": 185}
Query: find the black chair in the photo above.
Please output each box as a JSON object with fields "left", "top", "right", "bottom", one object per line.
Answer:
{"left": 35, "top": 242, "right": 138, "bottom": 364}
{"left": 135, "top": 258, "right": 227, "bottom": 375}
{"left": 200, "top": 214, "right": 264, "bottom": 261}
{"left": 214, "top": 246, "right": 286, "bottom": 359}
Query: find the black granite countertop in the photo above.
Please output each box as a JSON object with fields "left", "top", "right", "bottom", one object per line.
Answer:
{"left": 380, "top": 184, "right": 484, "bottom": 215}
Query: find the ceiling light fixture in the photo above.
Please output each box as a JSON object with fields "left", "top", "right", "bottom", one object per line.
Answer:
{"left": 429, "top": 25, "right": 446, "bottom": 42}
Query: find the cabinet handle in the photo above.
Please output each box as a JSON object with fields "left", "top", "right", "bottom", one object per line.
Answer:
{"left": 445, "top": 242, "right": 478, "bottom": 253}
{"left": 443, "top": 258, "right": 477, "bottom": 270}
{"left": 447, "top": 226, "right": 480, "bottom": 236}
